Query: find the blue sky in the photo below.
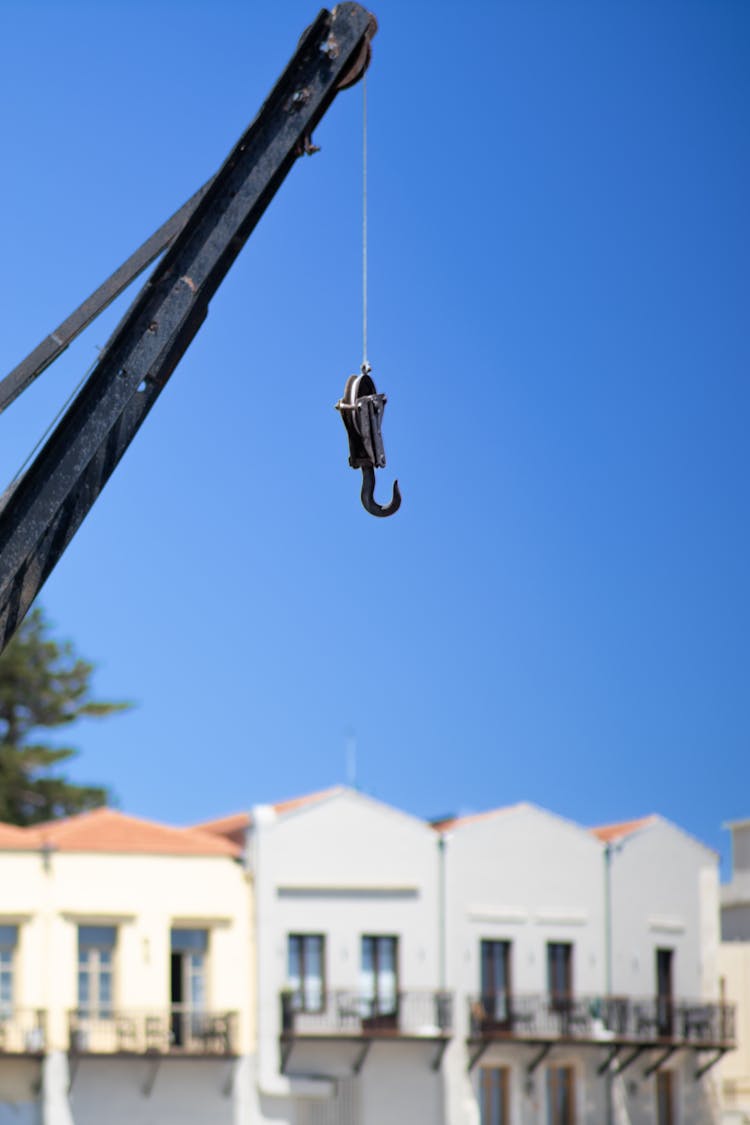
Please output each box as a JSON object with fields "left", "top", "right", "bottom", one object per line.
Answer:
{"left": 0, "top": 0, "right": 747, "bottom": 868}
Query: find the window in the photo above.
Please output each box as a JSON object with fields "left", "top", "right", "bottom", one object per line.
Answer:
{"left": 171, "top": 928, "right": 208, "bottom": 1047}
{"left": 288, "top": 934, "right": 325, "bottom": 1013}
{"left": 656, "top": 1070, "right": 674, "bottom": 1125}
{"left": 361, "top": 935, "right": 398, "bottom": 1026}
{"left": 0, "top": 926, "right": 18, "bottom": 1017}
{"left": 480, "top": 1067, "right": 510, "bottom": 1125}
{"left": 547, "top": 943, "right": 573, "bottom": 1006}
{"left": 656, "top": 948, "right": 674, "bottom": 1037}
{"left": 78, "top": 925, "right": 116, "bottom": 1018}
{"left": 171, "top": 928, "right": 208, "bottom": 1012}
{"left": 547, "top": 1065, "right": 575, "bottom": 1125}
{"left": 480, "top": 940, "right": 512, "bottom": 1025}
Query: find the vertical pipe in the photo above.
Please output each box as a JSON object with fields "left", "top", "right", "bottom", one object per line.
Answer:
{"left": 438, "top": 834, "right": 447, "bottom": 992}
{"left": 605, "top": 843, "right": 613, "bottom": 995}
{"left": 604, "top": 842, "right": 614, "bottom": 1125}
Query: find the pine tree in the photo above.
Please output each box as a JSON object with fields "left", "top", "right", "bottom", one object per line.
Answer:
{"left": 0, "top": 607, "right": 131, "bottom": 825}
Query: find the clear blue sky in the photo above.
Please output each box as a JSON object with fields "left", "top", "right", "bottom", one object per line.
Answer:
{"left": 0, "top": 0, "right": 747, "bottom": 867}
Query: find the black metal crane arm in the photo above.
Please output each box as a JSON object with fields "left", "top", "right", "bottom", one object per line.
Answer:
{"left": 0, "top": 181, "right": 213, "bottom": 418}
{"left": 0, "top": 3, "right": 376, "bottom": 654}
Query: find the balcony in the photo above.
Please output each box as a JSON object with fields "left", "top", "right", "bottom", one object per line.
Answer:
{"left": 467, "top": 993, "right": 736, "bottom": 1073}
{"left": 68, "top": 1007, "right": 238, "bottom": 1057}
{"left": 280, "top": 990, "right": 453, "bottom": 1074}
{"left": 0, "top": 1009, "right": 46, "bottom": 1055}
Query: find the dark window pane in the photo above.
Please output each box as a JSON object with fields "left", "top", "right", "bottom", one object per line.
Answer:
{"left": 0, "top": 926, "right": 18, "bottom": 948}
{"left": 78, "top": 925, "right": 116, "bottom": 949}
{"left": 547, "top": 1066, "right": 575, "bottom": 1125}
{"left": 170, "top": 929, "right": 208, "bottom": 953}
{"left": 480, "top": 941, "right": 512, "bottom": 1022}
{"left": 361, "top": 936, "right": 399, "bottom": 1025}
{"left": 656, "top": 949, "right": 674, "bottom": 1036}
{"left": 480, "top": 1068, "right": 509, "bottom": 1125}
{"left": 547, "top": 943, "right": 573, "bottom": 998}
{"left": 288, "top": 934, "right": 325, "bottom": 1013}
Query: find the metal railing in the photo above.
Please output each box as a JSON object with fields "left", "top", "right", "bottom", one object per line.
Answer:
{"left": 467, "top": 993, "right": 736, "bottom": 1046}
{"left": 281, "top": 990, "right": 453, "bottom": 1038}
{"left": 68, "top": 1007, "right": 238, "bottom": 1056}
{"left": 0, "top": 1009, "right": 46, "bottom": 1054}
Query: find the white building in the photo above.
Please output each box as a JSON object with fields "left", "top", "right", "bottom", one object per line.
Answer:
{"left": 597, "top": 815, "right": 726, "bottom": 1125}
{"left": 437, "top": 803, "right": 608, "bottom": 1125}
{"left": 197, "top": 789, "right": 732, "bottom": 1125}
{"left": 201, "top": 787, "right": 449, "bottom": 1125}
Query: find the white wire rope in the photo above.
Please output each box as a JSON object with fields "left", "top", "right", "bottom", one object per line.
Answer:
{"left": 362, "top": 73, "right": 370, "bottom": 374}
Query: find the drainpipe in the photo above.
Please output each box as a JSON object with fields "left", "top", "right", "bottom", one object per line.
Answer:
{"left": 604, "top": 842, "right": 614, "bottom": 1125}
{"left": 605, "top": 843, "right": 613, "bottom": 998}
{"left": 438, "top": 834, "right": 447, "bottom": 992}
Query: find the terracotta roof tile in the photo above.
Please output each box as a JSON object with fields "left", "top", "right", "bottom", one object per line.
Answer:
{"left": 273, "top": 786, "right": 342, "bottom": 815}
{"left": 0, "top": 808, "right": 241, "bottom": 857}
{"left": 431, "top": 804, "right": 522, "bottom": 832}
{"left": 590, "top": 815, "right": 657, "bottom": 843}
{"left": 0, "top": 823, "right": 36, "bottom": 848}
{"left": 194, "top": 787, "right": 343, "bottom": 843}
{"left": 193, "top": 811, "right": 250, "bottom": 849}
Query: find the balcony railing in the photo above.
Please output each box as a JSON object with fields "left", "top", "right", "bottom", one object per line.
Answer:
{"left": 0, "top": 1009, "right": 46, "bottom": 1055}
{"left": 281, "top": 990, "right": 453, "bottom": 1039}
{"left": 467, "top": 993, "right": 736, "bottom": 1048}
{"left": 68, "top": 1007, "right": 238, "bottom": 1056}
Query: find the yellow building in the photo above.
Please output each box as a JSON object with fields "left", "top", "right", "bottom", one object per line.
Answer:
{"left": 0, "top": 807, "right": 252, "bottom": 1125}
{"left": 719, "top": 819, "right": 750, "bottom": 1124}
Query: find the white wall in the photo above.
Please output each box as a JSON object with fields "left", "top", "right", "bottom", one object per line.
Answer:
{"left": 440, "top": 804, "right": 607, "bottom": 1125}
{"left": 252, "top": 788, "right": 443, "bottom": 1125}
{"left": 443, "top": 804, "right": 606, "bottom": 1006}
{"left": 731, "top": 828, "right": 750, "bottom": 876}
{"left": 608, "top": 820, "right": 717, "bottom": 1001}
{"left": 68, "top": 1058, "right": 236, "bottom": 1125}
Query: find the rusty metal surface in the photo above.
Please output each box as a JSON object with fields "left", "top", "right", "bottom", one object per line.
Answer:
{"left": 335, "top": 11, "right": 378, "bottom": 89}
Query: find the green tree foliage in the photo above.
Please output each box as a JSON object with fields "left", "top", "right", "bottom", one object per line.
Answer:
{"left": 0, "top": 608, "right": 131, "bottom": 825}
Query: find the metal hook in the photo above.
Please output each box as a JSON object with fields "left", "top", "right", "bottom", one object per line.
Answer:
{"left": 336, "top": 369, "right": 402, "bottom": 520}
{"left": 360, "top": 466, "right": 401, "bottom": 518}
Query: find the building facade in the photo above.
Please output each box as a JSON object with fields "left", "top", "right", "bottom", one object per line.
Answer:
{"left": 246, "top": 788, "right": 447, "bottom": 1125}
{"left": 197, "top": 790, "right": 732, "bottom": 1125}
{"left": 433, "top": 806, "right": 728, "bottom": 1125}
{"left": 0, "top": 791, "right": 733, "bottom": 1125}
{"left": 0, "top": 808, "right": 251, "bottom": 1125}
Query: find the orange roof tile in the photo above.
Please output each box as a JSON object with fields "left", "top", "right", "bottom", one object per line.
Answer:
{"left": 0, "top": 823, "right": 36, "bottom": 848}
{"left": 590, "top": 815, "right": 657, "bottom": 843}
{"left": 273, "top": 786, "right": 342, "bottom": 815}
{"left": 193, "top": 810, "right": 250, "bottom": 849}
{"left": 194, "top": 787, "right": 342, "bottom": 843}
{"left": 431, "top": 804, "right": 521, "bottom": 832}
{"left": 0, "top": 808, "right": 241, "bottom": 857}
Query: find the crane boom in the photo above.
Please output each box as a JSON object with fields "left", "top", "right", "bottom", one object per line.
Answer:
{"left": 0, "top": 4, "right": 376, "bottom": 654}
